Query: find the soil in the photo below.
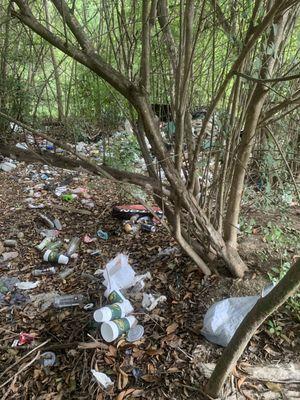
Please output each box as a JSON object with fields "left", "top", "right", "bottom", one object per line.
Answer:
{"left": 0, "top": 162, "right": 299, "bottom": 400}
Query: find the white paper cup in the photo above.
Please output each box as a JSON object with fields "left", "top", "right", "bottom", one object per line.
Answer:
{"left": 104, "top": 288, "right": 126, "bottom": 303}
{"left": 100, "top": 316, "right": 137, "bottom": 342}
{"left": 94, "top": 301, "right": 133, "bottom": 322}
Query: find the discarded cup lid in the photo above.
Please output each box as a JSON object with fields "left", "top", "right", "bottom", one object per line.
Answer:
{"left": 127, "top": 325, "right": 144, "bottom": 342}
{"left": 40, "top": 351, "right": 56, "bottom": 367}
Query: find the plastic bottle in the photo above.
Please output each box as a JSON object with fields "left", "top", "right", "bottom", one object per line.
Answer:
{"left": 4, "top": 239, "right": 17, "bottom": 247}
{"left": 36, "top": 237, "right": 52, "bottom": 251}
{"left": 66, "top": 237, "right": 80, "bottom": 256}
{"left": 32, "top": 267, "right": 56, "bottom": 276}
{"left": 101, "top": 316, "right": 137, "bottom": 342}
{"left": 59, "top": 267, "right": 74, "bottom": 279}
{"left": 53, "top": 294, "right": 84, "bottom": 308}
{"left": 43, "top": 250, "right": 69, "bottom": 264}
{"left": 38, "top": 213, "right": 54, "bottom": 228}
{"left": 93, "top": 300, "right": 133, "bottom": 323}
{"left": 47, "top": 241, "right": 62, "bottom": 251}
{"left": 53, "top": 219, "right": 62, "bottom": 230}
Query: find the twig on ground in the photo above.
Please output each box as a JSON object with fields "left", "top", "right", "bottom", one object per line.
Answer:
{"left": 0, "top": 351, "right": 41, "bottom": 389}
{"left": 0, "top": 339, "right": 50, "bottom": 379}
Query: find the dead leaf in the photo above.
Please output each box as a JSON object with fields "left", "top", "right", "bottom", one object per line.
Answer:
{"left": 96, "top": 392, "right": 104, "bottom": 400}
{"left": 141, "top": 374, "right": 160, "bottom": 382}
{"left": 117, "top": 339, "right": 127, "bottom": 349}
{"left": 162, "top": 334, "right": 182, "bottom": 348}
{"left": 237, "top": 376, "right": 247, "bottom": 391}
{"left": 104, "top": 356, "right": 114, "bottom": 365}
{"left": 167, "top": 367, "right": 180, "bottom": 373}
{"left": 266, "top": 382, "right": 282, "bottom": 393}
{"left": 183, "top": 292, "right": 192, "bottom": 300}
{"left": 263, "top": 345, "right": 281, "bottom": 357}
{"left": 147, "top": 363, "right": 156, "bottom": 374}
{"left": 118, "top": 368, "right": 127, "bottom": 377}
{"left": 131, "top": 389, "right": 144, "bottom": 397}
{"left": 252, "top": 227, "right": 261, "bottom": 235}
{"left": 108, "top": 345, "right": 117, "bottom": 357}
{"left": 132, "top": 348, "right": 145, "bottom": 359}
{"left": 116, "top": 391, "right": 126, "bottom": 400}
{"left": 146, "top": 348, "right": 164, "bottom": 356}
{"left": 166, "top": 322, "right": 178, "bottom": 335}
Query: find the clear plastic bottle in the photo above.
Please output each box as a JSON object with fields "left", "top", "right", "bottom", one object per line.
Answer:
{"left": 66, "top": 237, "right": 80, "bottom": 256}
{"left": 53, "top": 294, "right": 84, "bottom": 308}
{"left": 32, "top": 267, "right": 56, "bottom": 276}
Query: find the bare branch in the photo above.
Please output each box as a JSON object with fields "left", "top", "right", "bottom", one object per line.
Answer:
{"left": 235, "top": 70, "right": 300, "bottom": 83}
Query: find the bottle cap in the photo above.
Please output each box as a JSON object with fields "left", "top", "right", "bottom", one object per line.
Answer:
{"left": 58, "top": 254, "right": 69, "bottom": 265}
{"left": 127, "top": 325, "right": 144, "bottom": 342}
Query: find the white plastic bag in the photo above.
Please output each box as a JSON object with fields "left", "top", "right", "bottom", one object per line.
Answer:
{"left": 103, "top": 254, "right": 135, "bottom": 292}
{"left": 202, "top": 284, "right": 275, "bottom": 347}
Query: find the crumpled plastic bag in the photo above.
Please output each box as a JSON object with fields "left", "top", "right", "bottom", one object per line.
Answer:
{"left": 202, "top": 283, "right": 275, "bottom": 347}
{"left": 103, "top": 253, "right": 135, "bottom": 292}
{"left": 142, "top": 293, "right": 167, "bottom": 311}
{"left": 91, "top": 369, "right": 113, "bottom": 388}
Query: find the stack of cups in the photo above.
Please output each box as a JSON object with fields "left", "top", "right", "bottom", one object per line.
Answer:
{"left": 94, "top": 288, "right": 136, "bottom": 342}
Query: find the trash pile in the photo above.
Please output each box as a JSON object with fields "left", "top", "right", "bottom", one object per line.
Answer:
{"left": 1, "top": 158, "right": 298, "bottom": 399}
{"left": 112, "top": 204, "right": 163, "bottom": 234}
{"left": 93, "top": 254, "right": 146, "bottom": 343}
{"left": 0, "top": 163, "right": 190, "bottom": 399}
{"left": 0, "top": 157, "right": 18, "bottom": 172}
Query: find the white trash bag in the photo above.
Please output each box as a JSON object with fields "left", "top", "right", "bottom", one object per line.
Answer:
{"left": 103, "top": 253, "right": 135, "bottom": 292}
{"left": 202, "top": 283, "right": 275, "bottom": 347}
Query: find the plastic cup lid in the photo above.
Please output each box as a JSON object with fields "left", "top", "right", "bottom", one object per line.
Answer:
{"left": 40, "top": 351, "right": 56, "bottom": 367}
{"left": 127, "top": 325, "right": 144, "bottom": 342}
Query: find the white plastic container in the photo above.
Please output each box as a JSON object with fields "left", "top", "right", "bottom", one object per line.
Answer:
{"left": 43, "top": 250, "right": 69, "bottom": 265}
{"left": 101, "top": 316, "right": 137, "bottom": 342}
{"left": 93, "top": 300, "right": 133, "bottom": 322}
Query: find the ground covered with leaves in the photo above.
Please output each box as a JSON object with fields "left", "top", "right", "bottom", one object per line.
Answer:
{"left": 0, "top": 163, "right": 299, "bottom": 400}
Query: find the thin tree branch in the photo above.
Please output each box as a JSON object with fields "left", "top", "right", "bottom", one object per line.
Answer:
{"left": 266, "top": 126, "right": 300, "bottom": 202}
{"left": 235, "top": 70, "right": 300, "bottom": 82}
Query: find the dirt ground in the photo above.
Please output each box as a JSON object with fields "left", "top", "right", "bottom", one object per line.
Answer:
{"left": 0, "top": 162, "right": 299, "bottom": 400}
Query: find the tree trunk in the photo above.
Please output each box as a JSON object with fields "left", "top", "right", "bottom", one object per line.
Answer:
{"left": 10, "top": 0, "right": 296, "bottom": 278}
{"left": 0, "top": 2, "right": 11, "bottom": 130}
{"left": 206, "top": 258, "right": 300, "bottom": 398}
{"left": 224, "top": 9, "right": 289, "bottom": 247}
{"left": 43, "top": 0, "right": 64, "bottom": 121}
